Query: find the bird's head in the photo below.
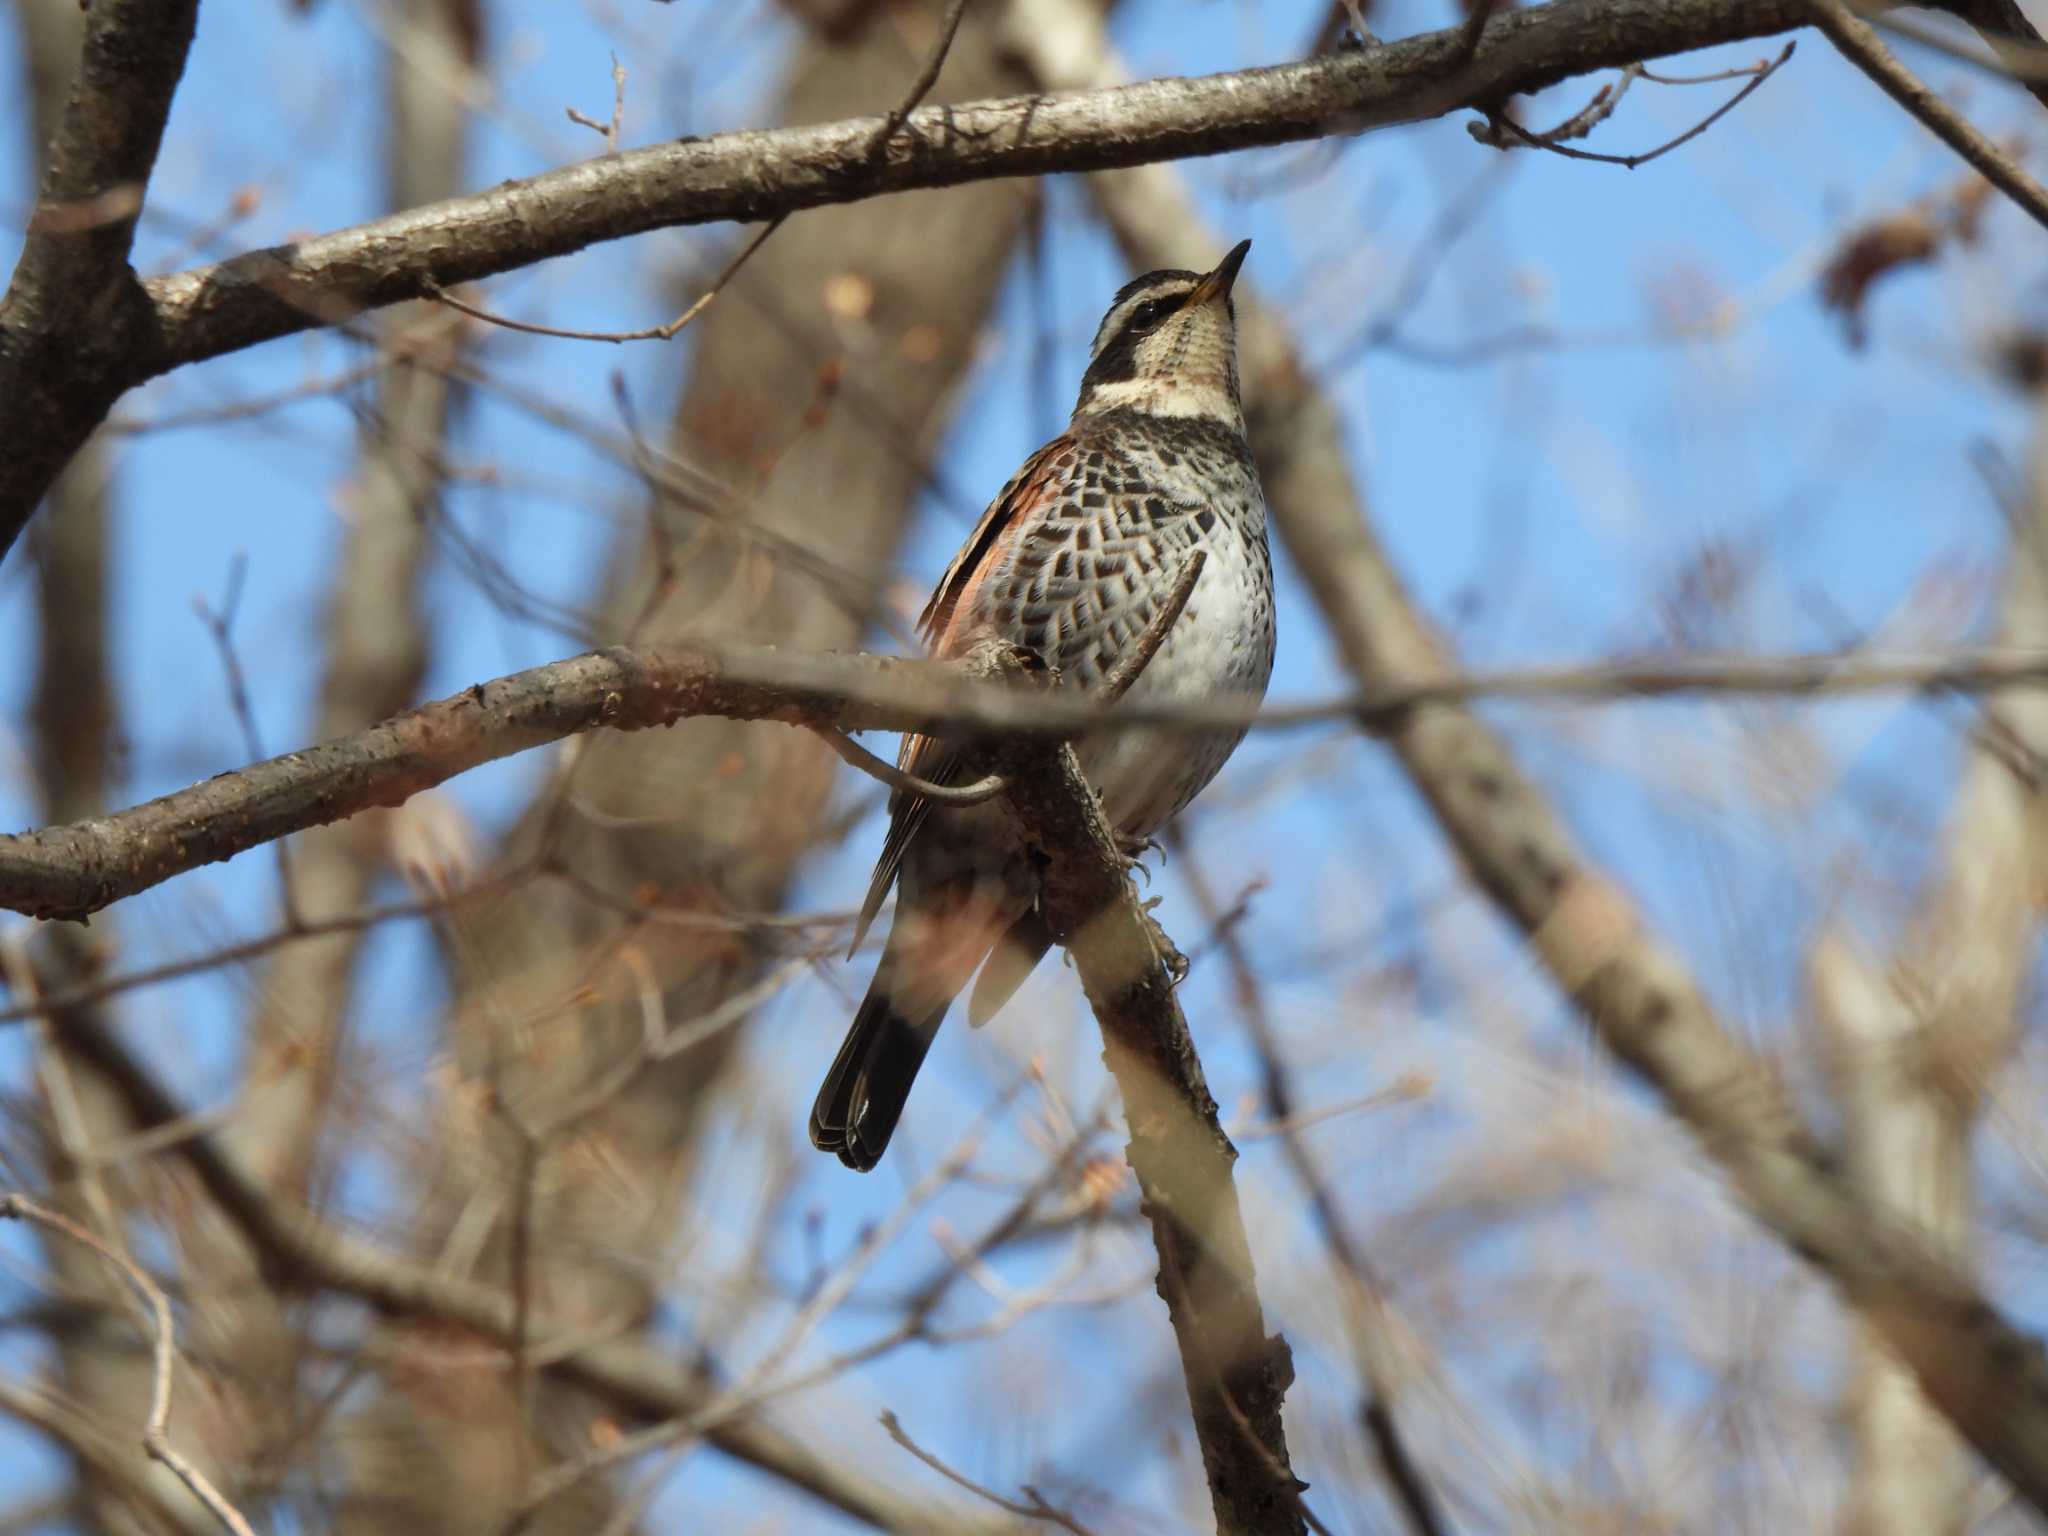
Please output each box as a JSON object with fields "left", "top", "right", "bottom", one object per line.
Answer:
{"left": 1073, "top": 240, "right": 1250, "bottom": 431}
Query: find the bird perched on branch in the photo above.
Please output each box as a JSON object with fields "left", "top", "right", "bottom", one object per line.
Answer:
{"left": 811, "top": 240, "right": 1275, "bottom": 1171}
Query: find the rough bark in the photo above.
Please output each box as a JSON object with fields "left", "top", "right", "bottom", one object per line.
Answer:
{"left": 0, "top": 0, "right": 199, "bottom": 558}
{"left": 979, "top": 658, "right": 1306, "bottom": 1536}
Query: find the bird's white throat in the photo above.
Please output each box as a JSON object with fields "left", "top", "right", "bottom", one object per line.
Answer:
{"left": 1077, "top": 375, "right": 1243, "bottom": 428}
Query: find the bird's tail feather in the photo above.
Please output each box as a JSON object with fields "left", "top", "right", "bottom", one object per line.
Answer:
{"left": 809, "top": 986, "right": 948, "bottom": 1172}
{"left": 815, "top": 877, "right": 1023, "bottom": 1171}
{"left": 967, "top": 908, "right": 1054, "bottom": 1028}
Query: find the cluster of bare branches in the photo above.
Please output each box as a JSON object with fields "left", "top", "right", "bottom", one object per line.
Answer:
{"left": 4, "top": 0, "right": 2048, "bottom": 1533}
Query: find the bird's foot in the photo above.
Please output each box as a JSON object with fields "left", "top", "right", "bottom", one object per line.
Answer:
{"left": 1138, "top": 905, "right": 1190, "bottom": 985}
{"left": 1159, "top": 936, "right": 1191, "bottom": 987}
{"left": 1116, "top": 832, "right": 1165, "bottom": 884}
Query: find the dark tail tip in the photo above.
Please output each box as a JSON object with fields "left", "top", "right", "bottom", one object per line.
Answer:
{"left": 810, "top": 987, "right": 945, "bottom": 1172}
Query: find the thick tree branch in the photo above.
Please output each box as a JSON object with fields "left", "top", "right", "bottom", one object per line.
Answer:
{"left": 0, "top": 0, "right": 200, "bottom": 561}
{"left": 0, "top": 643, "right": 968, "bottom": 922}
{"left": 135, "top": 0, "right": 1803, "bottom": 373}
{"left": 14, "top": 640, "right": 2048, "bottom": 924}
{"left": 0, "top": 0, "right": 1814, "bottom": 559}
{"left": 968, "top": 644, "right": 1302, "bottom": 1535}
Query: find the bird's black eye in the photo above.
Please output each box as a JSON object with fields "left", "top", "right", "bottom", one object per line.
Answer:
{"left": 1126, "top": 297, "right": 1177, "bottom": 334}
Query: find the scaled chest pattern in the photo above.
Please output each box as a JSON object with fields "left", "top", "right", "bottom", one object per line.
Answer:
{"left": 972, "top": 410, "right": 1275, "bottom": 834}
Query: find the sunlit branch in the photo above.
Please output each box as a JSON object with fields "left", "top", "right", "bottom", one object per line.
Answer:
{"left": 12, "top": 641, "right": 2048, "bottom": 923}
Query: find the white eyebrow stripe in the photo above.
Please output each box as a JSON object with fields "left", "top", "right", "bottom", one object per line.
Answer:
{"left": 1092, "top": 283, "right": 1198, "bottom": 356}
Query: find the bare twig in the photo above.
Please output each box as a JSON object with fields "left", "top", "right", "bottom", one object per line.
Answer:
{"left": 422, "top": 216, "right": 785, "bottom": 344}
{"left": 1638, "top": 56, "right": 1782, "bottom": 84}
{"left": 511, "top": 1106, "right": 1005, "bottom": 1525}
{"left": 105, "top": 355, "right": 394, "bottom": 434}
{"left": 868, "top": 0, "right": 974, "bottom": 156}
{"left": 879, "top": 1410, "right": 1101, "bottom": 1534}
{"left": 194, "top": 554, "right": 299, "bottom": 924}
{"left": 565, "top": 53, "right": 628, "bottom": 153}
{"left": 1476, "top": 41, "right": 1794, "bottom": 167}
{"left": 811, "top": 724, "right": 1008, "bottom": 805}
{"left": 0, "top": 1193, "right": 259, "bottom": 1536}
{"left": 1812, "top": 0, "right": 2048, "bottom": 231}
{"left": 0, "top": 880, "right": 510, "bottom": 1026}
{"left": 1514, "top": 63, "right": 1640, "bottom": 145}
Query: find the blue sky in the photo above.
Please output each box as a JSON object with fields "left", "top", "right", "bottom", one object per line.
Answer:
{"left": 3, "top": 0, "right": 2046, "bottom": 1528}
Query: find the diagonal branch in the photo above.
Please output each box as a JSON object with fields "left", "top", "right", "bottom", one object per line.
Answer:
{"left": 1172, "top": 836, "right": 1449, "bottom": 1536}
{"left": 0, "top": 0, "right": 200, "bottom": 560}
{"left": 967, "top": 642, "right": 1305, "bottom": 1535}
{"left": 1813, "top": 0, "right": 2048, "bottom": 230}
{"left": 0, "top": 0, "right": 1817, "bottom": 560}
{"left": 1812, "top": 376, "right": 2048, "bottom": 1536}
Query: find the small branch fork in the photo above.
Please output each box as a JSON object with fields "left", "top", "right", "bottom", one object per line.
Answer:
{"left": 879, "top": 1410, "right": 1100, "bottom": 1534}
{"left": 565, "top": 53, "right": 628, "bottom": 153}
{"left": 0, "top": 1193, "right": 258, "bottom": 1536}
{"left": 867, "top": 0, "right": 974, "bottom": 157}
{"left": 1473, "top": 40, "right": 1795, "bottom": 168}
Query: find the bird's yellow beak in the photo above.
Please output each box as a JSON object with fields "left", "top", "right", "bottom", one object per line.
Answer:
{"left": 1183, "top": 239, "right": 1251, "bottom": 309}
